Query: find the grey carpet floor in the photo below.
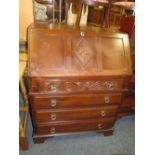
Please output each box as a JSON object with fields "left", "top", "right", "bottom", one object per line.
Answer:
{"left": 19, "top": 115, "right": 135, "bottom": 155}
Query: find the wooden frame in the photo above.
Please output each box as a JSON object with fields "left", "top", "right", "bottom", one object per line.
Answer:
{"left": 19, "top": 53, "right": 29, "bottom": 150}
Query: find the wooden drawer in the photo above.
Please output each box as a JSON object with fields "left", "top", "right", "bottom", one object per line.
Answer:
{"left": 35, "top": 117, "right": 116, "bottom": 135}
{"left": 31, "top": 93, "right": 122, "bottom": 109}
{"left": 31, "top": 79, "right": 124, "bottom": 94}
{"left": 33, "top": 105, "right": 118, "bottom": 122}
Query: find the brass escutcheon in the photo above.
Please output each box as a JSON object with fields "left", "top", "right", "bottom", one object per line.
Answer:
{"left": 51, "top": 85, "right": 57, "bottom": 92}
{"left": 105, "top": 81, "right": 114, "bottom": 90}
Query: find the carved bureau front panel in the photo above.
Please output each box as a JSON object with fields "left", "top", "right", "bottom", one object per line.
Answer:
{"left": 28, "top": 26, "right": 132, "bottom": 77}
{"left": 71, "top": 35, "right": 97, "bottom": 70}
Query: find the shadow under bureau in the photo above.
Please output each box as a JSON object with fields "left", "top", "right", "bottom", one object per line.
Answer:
{"left": 27, "top": 23, "right": 132, "bottom": 143}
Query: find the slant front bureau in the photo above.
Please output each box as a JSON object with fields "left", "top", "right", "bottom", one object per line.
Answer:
{"left": 27, "top": 23, "right": 132, "bottom": 143}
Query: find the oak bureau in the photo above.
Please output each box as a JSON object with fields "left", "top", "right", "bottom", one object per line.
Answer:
{"left": 27, "top": 23, "right": 132, "bottom": 143}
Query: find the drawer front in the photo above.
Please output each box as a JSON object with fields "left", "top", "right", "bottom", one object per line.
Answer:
{"left": 31, "top": 93, "right": 122, "bottom": 109}
{"left": 32, "top": 79, "right": 124, "bottom": 94}
{"left": 35, "top": 117, "right": 115, "bottom": 135}
{"left": 33, "top": 105, "right": 118, "bottom": 122}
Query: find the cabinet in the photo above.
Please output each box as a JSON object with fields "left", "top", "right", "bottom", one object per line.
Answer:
{"left": 28, "top": 23, "right": 132, "bottom": 143}
{"left": 118, "top": 15, "right": 135, "bottom": 117}
{"left": 33, "top": 0, "right": 65, "bottom": 22}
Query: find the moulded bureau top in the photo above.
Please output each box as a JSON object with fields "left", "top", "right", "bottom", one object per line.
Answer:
{"left": 28, "top": 23, "right": 132, "bottom": 77}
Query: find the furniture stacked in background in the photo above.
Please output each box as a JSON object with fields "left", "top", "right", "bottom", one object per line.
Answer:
{"left": 33, "top": 0, "right": 65, "bottom": 22}
{"left": 33, "top": 0, "right": 112, "bottom": 28}
{"left": 108, "top": 0, "right": 135, "bottom": 117}
{"left": 119, "top": 15, "right": 135, "bottom": 117}
{"left": 109, "top": 0, "right": 135, "bottom": 27}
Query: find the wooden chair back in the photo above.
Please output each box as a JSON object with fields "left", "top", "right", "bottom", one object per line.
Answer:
{"left": 65, "top": 0, "right": 111, "bottom": 28}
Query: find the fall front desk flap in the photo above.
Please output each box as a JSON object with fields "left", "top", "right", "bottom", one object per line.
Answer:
{"left": 28, "top": 24, "right": 132, "bottom": 77}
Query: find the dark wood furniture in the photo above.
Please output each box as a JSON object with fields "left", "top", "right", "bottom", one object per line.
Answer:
{"left": 65, "top": 0, "right": 111, "bottom": 28}
{"left": 109, "top": 0, "right": 135, "bottom": 27}
{"left": 27, "top": 23, "right": 132, "bottom": 143}
{"left": 33, "top": 0, "right": 65, "bottom": 23}
{"left": 118, "top": 15, "right": 135, "bottom": 117}
{"left": 33, "top": 0, "right": 112, "bottom": 28}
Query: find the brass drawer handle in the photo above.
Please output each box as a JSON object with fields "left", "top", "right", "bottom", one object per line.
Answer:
{"left": 51, "top": 85, "right": 57, "bottom": 92}
{"left": 51, "top": 113, "right": 56, "bottom": 121}
{"left": 101, "top": 110, "right": 106, "bottom": 117}
{"left": 98, "top": 123, "right": 103, "bottom": 129}
{"left": 50, "top": 127, "right": 55, "bottom": 134}
{"left": 105, "top": 82, "right": 115, "bottom": 90}
{"left": 50, "top": 99, "right": 57, "bottom": 107}
{"left": 104, "top": 96, "right": 110, "bottom": 103}
{"left": 80, "top": 32, "right": 85, "bottom": 37}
